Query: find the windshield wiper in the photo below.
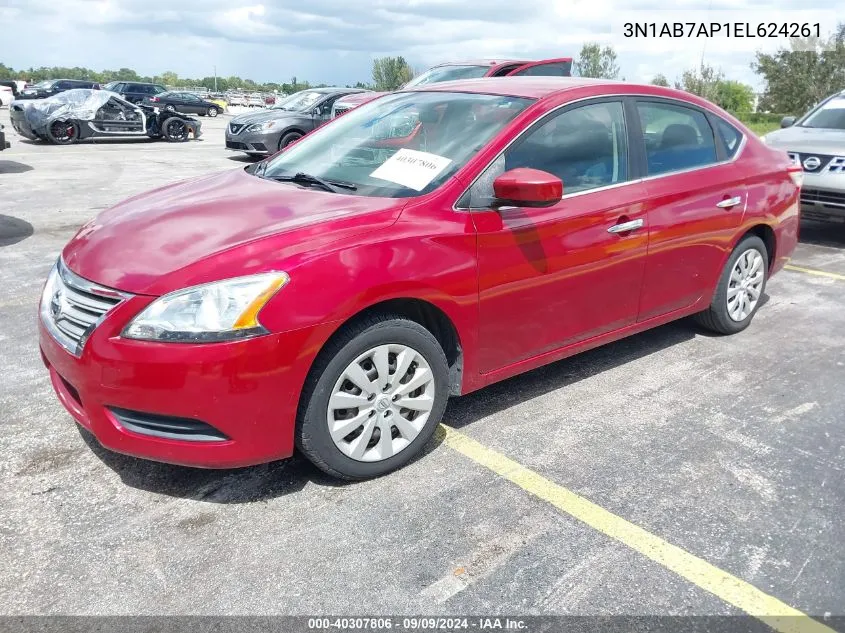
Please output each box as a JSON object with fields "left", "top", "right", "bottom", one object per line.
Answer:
{"left": 268, "top": 172, "right": 357, "bottom": 193}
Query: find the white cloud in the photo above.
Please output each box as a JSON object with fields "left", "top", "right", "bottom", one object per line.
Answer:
{"left": 0, "top": 0, "right": 838, "bottom": 90}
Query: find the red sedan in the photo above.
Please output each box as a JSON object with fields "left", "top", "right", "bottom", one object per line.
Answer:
{"left": 39, "top": 77, "right": 801, "bottom": 479}
{"left": 331, "top": 57, "right": 574, "bottom": 117}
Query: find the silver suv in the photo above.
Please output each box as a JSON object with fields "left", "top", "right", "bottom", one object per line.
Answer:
{"left": 762, "top": 90, "right": 845, "bottom": 223}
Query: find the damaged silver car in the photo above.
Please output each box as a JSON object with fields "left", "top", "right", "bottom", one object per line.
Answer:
{"left": 9, "top": 89, "right": 201, "bottom": 145}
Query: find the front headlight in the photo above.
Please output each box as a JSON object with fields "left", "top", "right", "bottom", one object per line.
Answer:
{"left": 246, "top": 120, "right": 278, "bottom": 133}
{"left": 122, "top": 272, "right": 289, "bottom": 342}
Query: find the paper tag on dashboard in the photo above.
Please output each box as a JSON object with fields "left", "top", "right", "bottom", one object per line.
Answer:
{"left": 370, "top": 148, "right": 452, "bottom": 191}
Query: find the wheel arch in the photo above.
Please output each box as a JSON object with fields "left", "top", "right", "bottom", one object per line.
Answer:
{"left": 739, "top": 223, "right": 777, "bottom": 272}
{"left": 277, "top": 127, "right": 307, "bottom": 150}
{"left": 307, "top": 297, "right": 465, "bottom": 398}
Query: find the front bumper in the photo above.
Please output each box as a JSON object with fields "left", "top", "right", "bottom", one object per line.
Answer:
{"left": 800, "top": 172, "right": 845, "bottom": 222}
{"left": 225, "top": 128, "right": 279, "bottom": 155}
{"left": 38, "top": 292, "right": 322, "bottom": 468}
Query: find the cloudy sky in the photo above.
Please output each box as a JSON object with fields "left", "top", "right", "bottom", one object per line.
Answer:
{"left": 0, "top": 0, "right": 837, "bottom": 89}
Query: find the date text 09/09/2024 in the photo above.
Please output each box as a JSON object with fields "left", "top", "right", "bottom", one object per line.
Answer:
{"left": 622, "top": 22, "right": 821, "bottom": 38}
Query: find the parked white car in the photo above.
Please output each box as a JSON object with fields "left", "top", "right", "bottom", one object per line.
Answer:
{"left": 0, "top": 86, "right": 14, "bottom": 107}
{"left": 247, "top": 94, "right": 265, "bottom": 108}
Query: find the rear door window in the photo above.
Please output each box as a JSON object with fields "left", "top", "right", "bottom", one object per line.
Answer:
{"left": 635, "top": 101, "right": 718, "bottom": 176}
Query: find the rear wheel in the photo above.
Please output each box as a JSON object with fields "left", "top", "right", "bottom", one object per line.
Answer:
{"left": 207, "top": 106, "right": 219, "bottom": 117}
{"left": 46, "top": 120, "right": 79, "bottom": 145}
{"left": 694, "top": 235, "right": 768, "bottom": 334}
{"left": 296, "top": 315, "right": 449, "bottom": 480}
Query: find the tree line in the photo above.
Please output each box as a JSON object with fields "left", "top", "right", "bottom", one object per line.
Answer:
{"left": 2, "top": 22, "right": 843, "bottom": 114}
{"left": 574, "top": 23, "right": 844, "bottom": 115}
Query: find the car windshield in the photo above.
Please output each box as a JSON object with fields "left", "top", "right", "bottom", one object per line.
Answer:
{"left": 31, "top": 80, "right": 55, "bottom": 89}
{"left": 276, "top": 90, "right": 324, "bottom": 112}
{"left": 403, "top": 65, "right": 490, "bottom": 88}
{"left": 800, "top": 96, "right": 845, "bottom": 130}
{"left": 260, "top": 91, "right": 533, "bottom": 198}
{"left": 270, "top": 93, "right": 301, "bottom": 109}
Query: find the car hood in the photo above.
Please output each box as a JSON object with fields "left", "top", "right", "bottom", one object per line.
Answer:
{"left": 62, "top": 168, "right": 403, "bottom": 295}
{"left": 764, "top": 126, "right": 845, "bottom": 153}
{"left": 230, "top": 109, "right": 303, "bottom": 125}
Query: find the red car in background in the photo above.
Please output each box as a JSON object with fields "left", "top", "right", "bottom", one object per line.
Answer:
{"left": 39, "top": 78, "right": 800, "bottom": 480}
{"left": 331, "top": 57, "right": 573, "bottom": 117}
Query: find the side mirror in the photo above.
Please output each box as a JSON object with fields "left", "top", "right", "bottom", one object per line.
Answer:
{"left": 492, "top": 168, "right": 563, "bottom": 209}
{"left": 780, "top": 116, "right": 796, "bottom": 128}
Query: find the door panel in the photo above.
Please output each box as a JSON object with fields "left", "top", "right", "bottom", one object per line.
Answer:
{"left": 469, "top": 99, "right": 647, "bottom": 373}
{"left": 474, "top": 186, "right": 649, "bottom": 372}
{"left": 635, "top": 100, "right": 747, "bottom": 320}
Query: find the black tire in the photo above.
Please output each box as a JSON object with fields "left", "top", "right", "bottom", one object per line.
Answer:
{"left": 162, "top": 117, "right": 189, "bottom": 142}
{"left": 46, "top": 120, "right": 79, "bottom": 145}
{"left": 296, "top": 315, "right": 450, "bottom": 480}
{"left": 694, "top": 235, "right": 768, "bottom": 335}
{"left": 207, "top": 106, "right": 219, "bottom": 117}
{"left": 278, "top": 131, "right": 302, "bottom": 151}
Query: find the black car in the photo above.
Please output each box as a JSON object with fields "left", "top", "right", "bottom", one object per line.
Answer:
{"left": 10, "top": 89, "right": 201, "bottom": 145}
{"left": 16, "top": 79, "right": 100, "bottom": 100}
{"left": 143, "top": 91, "right": 222, "bottom": 117}
{"left": 102, "top": 81, "right": 167, "bottom": 104}
{"left": 225, "top": 87, "right": 367, "bottom": 157}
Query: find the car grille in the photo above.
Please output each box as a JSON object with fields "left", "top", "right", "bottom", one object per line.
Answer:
{"left": 787, "top": 152, "right": 845, "bottom": 174}
{"left": 226, "top": 140, "right": 247, "bottom": 150}
{"left": 801, "top": 187, "right": 845, "bottom": 209}
{"left": 43, "top": 260, "right": 129, "bottom": 357}
{"left": 229, "top": 122, "right": 244, "bottom": 134}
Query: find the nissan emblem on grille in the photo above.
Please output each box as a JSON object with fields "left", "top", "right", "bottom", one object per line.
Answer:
{"left": 803, "top": 156, "right": 821, "bottom": 171}
{"left": 50, "top": 288, "right": 64, "bottom": 321}
{"left": 42, "top": 260, "right": 129, "bottom": 357}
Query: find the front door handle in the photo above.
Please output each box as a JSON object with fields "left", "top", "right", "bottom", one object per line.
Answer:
{"left": 716, "top": 195, "right": 743, "bottom": 209}
{"left": 607, "top": 219, "right": 644, "bottom": 234}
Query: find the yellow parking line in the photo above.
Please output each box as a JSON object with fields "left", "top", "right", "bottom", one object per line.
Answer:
{"left": 785, "top": 264, "right": 845, "bottom": 281}
{"left": 436, "top": 425, "right": 834, "bottom": 633}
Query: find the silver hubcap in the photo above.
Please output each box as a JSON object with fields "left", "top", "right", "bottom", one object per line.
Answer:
{"left": 727, "top": 249, "right": 764, "bottom": 322}
{"left": 328, "top": 344, "right": 435, "bottom": 462}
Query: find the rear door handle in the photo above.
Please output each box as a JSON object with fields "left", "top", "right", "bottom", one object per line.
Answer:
{"left": 716, "top": 195, "right": 743, "bottom": 209}
{"left": 607, "top": 219, "right": 644, "bottom": 234}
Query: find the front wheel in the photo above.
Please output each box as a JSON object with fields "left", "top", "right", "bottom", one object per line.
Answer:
{"left": 296, "top": 316, "right": 449, "bottom": 480}
{"left": 694, "top": 235, "right": 768, "bottom": 334}
{"left": 162, "top": 117, "right": 189, "bottom": 142}
{"left": 278, "top": 131, "right": 302, "bottom": 151}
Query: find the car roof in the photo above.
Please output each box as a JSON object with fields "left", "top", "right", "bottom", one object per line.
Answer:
{"left": 435, "top": 59, "right": 528, "bottom": 67}
{"left": 306, "top": 86, "right": 369, "bottom": 95}
{"left": 404, "top": 76, "right": 683, "bottom": 100}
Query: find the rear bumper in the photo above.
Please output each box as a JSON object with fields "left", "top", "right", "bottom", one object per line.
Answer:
{"left": 38, "top": 306, "right": 326, "bottom": 468}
